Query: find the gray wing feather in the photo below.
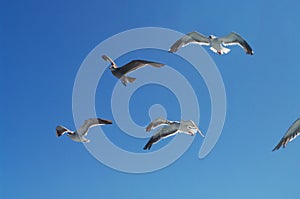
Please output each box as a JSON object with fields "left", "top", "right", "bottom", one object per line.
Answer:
{"left": 79, "top": 118, "right": 112, "bottom": 136}
{"left": 273, "top": 118, "right": 300, "bottom": 151}
{"left": 118, "top": 60, "right": 164, "bottom": 75}
{"left": 143, "top": 125, "right": 178, "bottom": 150}
{"left": 219, "top": 32, "right": 253, "bottom": 55}
{"left": 102, "top": 55, "right": 117, "bottom": 66}
{"left": 146, "top": 117, "right": 171, "bottom": 132}
{"left": 169, "top": 31, "right": 210, "bottom": 53}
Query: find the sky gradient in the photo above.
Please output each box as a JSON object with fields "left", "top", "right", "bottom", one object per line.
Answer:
{"left": 1, "top": 0, "right": 300, "bottom": 198}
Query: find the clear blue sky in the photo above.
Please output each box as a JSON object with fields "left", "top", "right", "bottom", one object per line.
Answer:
{"left": 1, "top": 0, "right": 300, "bottom": 198}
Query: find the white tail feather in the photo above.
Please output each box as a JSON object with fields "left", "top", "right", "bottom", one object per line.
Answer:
{"left": 121, "top": 76, "right": 136, "bottom": 86}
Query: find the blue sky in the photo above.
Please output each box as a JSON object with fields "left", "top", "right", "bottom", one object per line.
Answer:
{"left": 1, "top": 0, "right": 300, "bottom": 198}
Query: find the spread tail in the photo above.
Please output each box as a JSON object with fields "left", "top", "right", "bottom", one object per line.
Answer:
{"left": 210, "top": 47, "right": 231, "bottom": 55}
{"left": 222, "top": 47, "right": 231, "bottom": 54}
{"left": 121, "top": 76, "right": 136, "bottom": 86}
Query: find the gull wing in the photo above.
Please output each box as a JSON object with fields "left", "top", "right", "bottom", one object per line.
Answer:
{"left": 78, "top": 118, "right": 112, "bottom": 136}
{"left": 146, "top": 117, "right": 172, "bottom": 132}
{"left": 143, "top": 125, "right": 178, "bottom": 150}
{"left": 117, "top": 60, "right": 164, "bottom": 75}
{"left": 56, "top": 125, "right": 73, "bottom": 137}
{"left": 272, "top": 118, "right": 300, "bottom": 151}
{"left": 219, "top": 32, "right": 254, "bottom": 55}
{"left": 102, "top": 55, "right": 117, "bottom": 67}
{"left": 169, "top": 31, "right": 210, "bottom": 53}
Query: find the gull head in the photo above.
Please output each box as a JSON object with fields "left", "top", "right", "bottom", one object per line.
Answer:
{"left": 189, "top": 120, "right": 205, "bottom": 137}
{"left": 109, "top": 64, "right": 117, "bottom": 71}
{"left": 187, "top": 125, "right": 198, "bottom": 135}
{"left": 179, "top": 120, "right": 203, "bottom": 137}
{"left": 208, "top": 35, "right": 217, "bottom": 39}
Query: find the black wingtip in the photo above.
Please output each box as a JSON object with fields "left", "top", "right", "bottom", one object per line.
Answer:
{"left": 101, "top": 55, "right": 110, "bottom": 62}
{"left": 272, "top": 141, "right": 283, "bottom": 152}
{"left": 97, "top": 118, "right": 113, "bottom": 124}
{"left": 143, "top": 142, "right": 152, "bottom": 150}
{"left": 247, "top": 51, "right": 254, "bottom": 55}
{"left": 272, "top": 146, "right": 280, "bottom": 152}
{"left": 145, "top": 127, "right": 151, "bottom": 132}
{"left": 56, "top": 125, "right": 66, "bottom": 137}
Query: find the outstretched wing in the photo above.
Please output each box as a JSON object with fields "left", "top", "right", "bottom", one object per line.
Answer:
{"left": 78, "top": 118, "right": 112, "bottom": 136}
{"left": 273, "top": 118, "right": 300, "bottom": 151}
{"left": 169, "top": 31, "right": 210, "bottom": 53}
{"left": 117, "top": 60, "right": 164, "bottom": 75}
{"left": 219, "top": 32, "right": 254, "bottom": 55}
{"left": 143, "top": 125, "right": 178, "bottom": 150}
{"left": 102, "top": 55, "right": 117, "bottom": 67}
{"left": 146, "top": 117, "right": 172, "bottom": 132}
{"left": 56, "top": 125, "right": 72, "bottom": 137}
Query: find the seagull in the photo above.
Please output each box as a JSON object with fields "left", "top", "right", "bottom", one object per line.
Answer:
{"left": 56, "top": 118, "right": 112, "bottom": 143}
{"left": 272, "top": 118, "right": 300, "bottom": 151}
{"left": 102, "top": 55, "right": 165, "bottom": 86}
{"left": 169, "top": 31, "right": 254, "bottom": 55}
{"left": 143, "top": 117, "right": 204, "bottom": 150}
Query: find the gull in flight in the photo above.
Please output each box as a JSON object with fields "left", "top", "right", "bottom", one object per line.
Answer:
{"left": 169, "top": 31, "right": 254, "bottom": 55}
{"left": 143, "top": 117, "right": 204, "bottom": 150}
{"left": 56, "top": 118, "right": 112, "bottom": 143}
{"left": 102, "top": 55, "right": 165, "bottom": 86}
{"left": 272, "top": 118, "right": 300, "bottom": 151}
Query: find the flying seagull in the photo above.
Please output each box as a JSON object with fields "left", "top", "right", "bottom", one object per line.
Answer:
{"left": 56, "top": 118, "right": 112, "bottom": 143}
{"left": 169, "top": 31, "right": 253, "bottom": 55}
{"left": 143, "top": 117, "right": 204, "bottom": 150}
{"left": 272, "top": 118, "right": 300, "bottom": 151}
{"left": 102, "top": 55, "right": 165, "bottom": 86}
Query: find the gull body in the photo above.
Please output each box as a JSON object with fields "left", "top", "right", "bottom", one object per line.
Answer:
{"left": 169, "top": 31, "right": 253, "bottom": 55}
{"left": 56, "top": 118, "right": 112, "bottom": 143}
{"left": 273, "top": 118, "right": 300, "bottom": 151}
{"left": 143, "top": 117, "right": 204, "bottom": 150}
{"left": 102, "top": 55, "right": 165, "bottom": 86}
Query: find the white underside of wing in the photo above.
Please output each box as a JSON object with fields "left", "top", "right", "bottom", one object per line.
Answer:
{"left": 288, "top": 132, "right": 300, "bottom": 142}
{"left": 88, "top": 123, "right": 104, "bottom": 128}
{"left": 222, "top": 41, "right": 240, "bottom": 46}
{"left": 161, "top": 130, "right": 179, "bottom": 139}
{"left": 190, "top": 41, "right": 210, "bottom": 46}
{"left": 223, "top": 42, "right": 246, "bottom": 52}
{"left": 146, "top": 117, "right": 171, "bottom": 132}
{"left": 289, "top": 137, "right": 296, "bottom": 142}
{"left": 222, "top": 41, "right": 248, "bottom": 53}
{"left": 80, "top": 123, "right": 104, "bottom": 136}
{"left": 179, "top": 131, "right": 194, "bottom": 135}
